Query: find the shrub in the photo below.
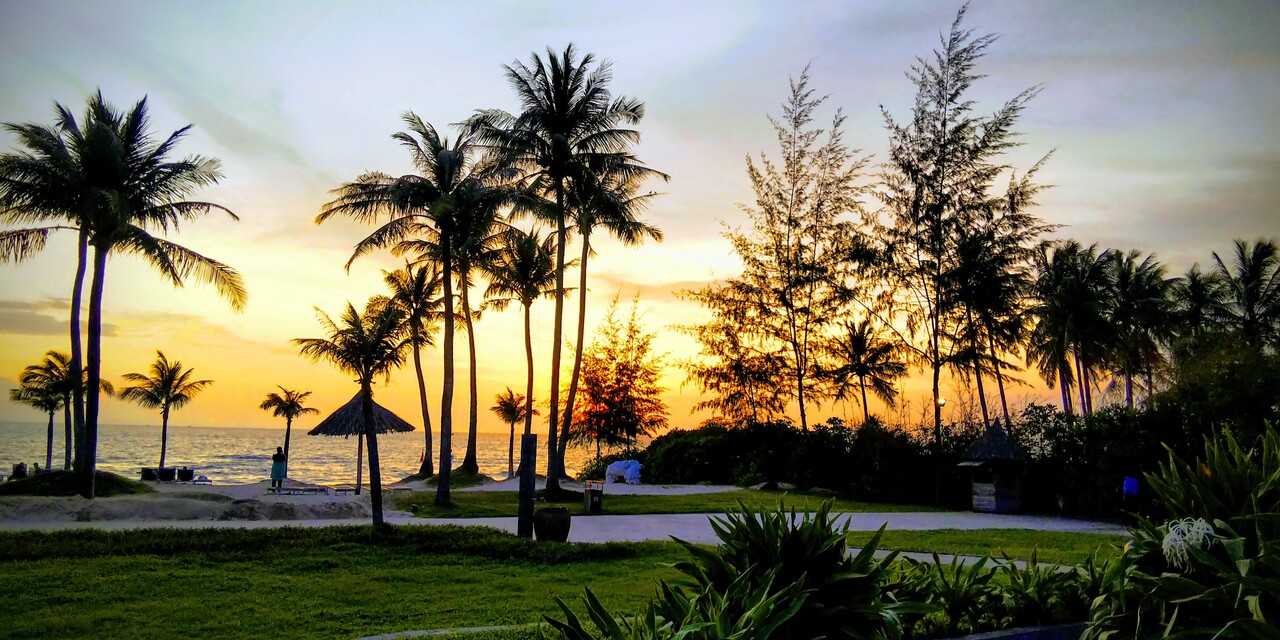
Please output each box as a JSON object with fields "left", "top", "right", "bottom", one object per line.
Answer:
{"left": 1084, "top": 424, "right": 1280, "bottom": 639}
{"left": 0, "top": 470, "right": 151, "bottom": 497}
{"left": 576, "top": 452, "right": 634, "bottom": 481}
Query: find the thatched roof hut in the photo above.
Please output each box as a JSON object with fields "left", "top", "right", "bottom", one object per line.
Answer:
{"left": 308, "top": 393, "right": 416, "bottom": 438}
{"left": 958, "top": 422, "right": 1026, "bottom": 514}
{"left": 961, "top": 422, "right": 1027, "bottom": 463}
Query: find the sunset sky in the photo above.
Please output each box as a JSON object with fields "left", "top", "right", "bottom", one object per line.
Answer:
{"left": 1, "top": 1, "right": 1277, "bottom": 434}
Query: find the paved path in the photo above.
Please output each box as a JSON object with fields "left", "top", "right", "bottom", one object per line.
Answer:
{"left": 0, "top": 510, "right": 1126, "bottom": 539}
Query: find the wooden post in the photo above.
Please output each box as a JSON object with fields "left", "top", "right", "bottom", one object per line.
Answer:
{"left": 355, "top": 436, "right": 364, "bottom": 495}
{"left": 517, "top": 433, "right": 537, "bottom": 538}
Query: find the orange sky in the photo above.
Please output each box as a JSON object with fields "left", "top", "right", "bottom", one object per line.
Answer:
{"left": 1, "top": 1, "right": 1277, "bottom": 435}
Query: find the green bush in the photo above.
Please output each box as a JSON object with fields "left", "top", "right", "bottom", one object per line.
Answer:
{"left": 0, "top": 470, "right": 152, "bottom": 497}
{"left": 1084, "top": 424, "right": 1280, "bottom": 639}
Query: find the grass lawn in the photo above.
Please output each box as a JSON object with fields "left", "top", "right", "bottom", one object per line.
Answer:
{"left": 847, "top": 528, "right": 1128, "bottom": 566}
{"left": 392, "top": 489, "right": 942, "bottom": 518}
{"left": 1, "top": 525, "right": 682, "bottom": 640}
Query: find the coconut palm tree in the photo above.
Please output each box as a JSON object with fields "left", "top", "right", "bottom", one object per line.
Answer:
{"left": 1, "top": 94, "right": 246, "bottom": 497}
{"left": 118, "top": 351, "right": 213, "bottom": 471}
{"left": 9, "top": 382, "right": 62, "bottom": 471}
{"left": 469, "top": 44, "right": 659, "bottom": 492}
{"left": 294, "top": 299, "right": 409, "bottom": 526}
{"left": 258, "top": 387, "right": 319, "bottom": 478}
{"left": 15, "top": 350, "right": 74, "bottom": 470}
{"left": 483, "top": 226, "right": 559, "bottom": 440}
{"left": 1105, "top": 249, "right": 1173, "bottom": 407}
{"left": 490, "top": 387, "right": 533, "bottom": 478}
{"left": 381, "top": 262, "right": 443, "bottom": 477}
{"left": 1171, "top": 264, "right": 1226, "bottom": 340}
{"left": 558, "top": 161, "right": 665, "bottom": 465}
{"left": 1212, "top": 238, "right": 1280, "bottom": 349}
{"left": 320, "top": 112, "right": 504, "bottom": 507}
{"left": 821, "top": 319, "right": 908, "bottom": 425}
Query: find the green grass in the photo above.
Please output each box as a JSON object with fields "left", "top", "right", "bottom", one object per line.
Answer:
{"left": 847, "top": 528, "right": 1127, "bottom": 566}
{"left": 0, "top": 470, "right": 152, "bottom": 497}
{"left": 0, "top": 525, "right": 682, "bottom": 640}
{"left": 392, "top": 489, "right": 942, "bottom": 518}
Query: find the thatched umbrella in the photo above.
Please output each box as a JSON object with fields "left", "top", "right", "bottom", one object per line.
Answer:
{"left": 308, "top": 393, "right": 415, "bottom": 492}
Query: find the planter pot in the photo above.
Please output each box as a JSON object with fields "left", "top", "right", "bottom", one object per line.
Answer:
{"left": 533, "top": 507, "right": 571, "bottom": 542}
{"left": 946, "top": 623, "right": 1086, "bottom": 640}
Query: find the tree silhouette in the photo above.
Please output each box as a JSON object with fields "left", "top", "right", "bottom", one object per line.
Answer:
{"left": 119, "top": 351, "right": 213, "bottom": 471}
{"left": 258, "top": 387, "right": 319, "bottom": 478}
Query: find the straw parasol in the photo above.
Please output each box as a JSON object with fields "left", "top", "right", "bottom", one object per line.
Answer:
{"left": 308, "top": 393, "right": 416, "bottom": 491}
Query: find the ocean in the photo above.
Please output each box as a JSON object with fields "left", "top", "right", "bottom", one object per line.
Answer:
{"left": 0, "top": 421, "right": 596, "bottom": 486}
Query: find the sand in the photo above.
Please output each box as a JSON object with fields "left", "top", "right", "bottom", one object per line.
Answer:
{"left": 0, "top": 478, "right": 737, "bottom": 525}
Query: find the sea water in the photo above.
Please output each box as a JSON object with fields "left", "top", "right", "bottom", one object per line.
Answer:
{"left": 0, "top": 421, "right": 595, "bottom": 486}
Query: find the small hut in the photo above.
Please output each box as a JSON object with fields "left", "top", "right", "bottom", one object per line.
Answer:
{"left": 308, "top": 393, "right": 415, "bottom": 491}
{"left": 957, "top": 422, "right": 1027, "bottom": 513}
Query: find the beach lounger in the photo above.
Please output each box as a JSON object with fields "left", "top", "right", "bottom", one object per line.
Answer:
{"left": 269, "top": 486, "right": 327, "bottom": 496}
{"left": 331, "top": 485, "right": 357, "bottom": 495}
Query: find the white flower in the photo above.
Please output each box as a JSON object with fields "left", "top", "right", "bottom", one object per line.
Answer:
{"left": 1161, "top": 517, "right": 1216, "bottom": 568}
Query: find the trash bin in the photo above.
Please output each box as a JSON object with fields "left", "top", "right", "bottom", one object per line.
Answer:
{"left": 584, "top": 481, "right": 603, "bottom": 514}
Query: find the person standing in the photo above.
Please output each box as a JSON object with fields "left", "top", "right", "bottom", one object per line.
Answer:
{"left": 270, "top": 447, "right": 287, "bottom": 489}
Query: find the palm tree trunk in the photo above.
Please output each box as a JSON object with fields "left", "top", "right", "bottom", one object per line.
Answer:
{"left": 360, "top": 383, "right": 385, "bottom": 527}
{"left": 988, "top": 337, "right": 1011, "bottom": 424}
{"left": 1058, "top": 366, "right": 1073, "bottom": 416}
{"left": 355, "top": 431, "right": 364, "bottom": 494}
{"left": 974, "top": 362, "right": 990, "bottom": 428}
{"left": 81, "top": 244, "right": 108, "bottom": 499}
{"left": 159, "top": 406, "right": 170, "bottom": 469}
{"left": 559, "top": 233, "right": 591, "bottom": 466}
{"left": 459, "top": 279, "right": 480, "bottom": 474}
{"left": 859, "top": 375, "right": 870, "bottom": 425}
{"left": 62, "top": 396, "right": 72, "bottom": 470}
{"left": 283, "top": 417, "right": 292, "bottom": 477}
{"left": 546, "top": 185, "right": 567, "bottom": 493}
{"left": 45, "top": 411, "right": 54, "bottom": 470}
{"left": 70, "top": 229, "right": 87, "bottom": 472}
{"left": 435, "top": 249, "right": 455, "bottom": 507}
{"left": 522, "top": 303, "right": 535, "bottom": 437}
{"left": 1124, "top": 372, "right": 1134, "bottom": 408}
{"left": 412, "top": 316, "right": 434, "bottom": 477}
{"left": 1082, "top": 354, "right": 1095, "bottom": 413}
{"left": 508, "top": 422, "right": 515, "bottom": 478}
{"left": 1074, "top": 352, "right": 1088, "bottom": 416}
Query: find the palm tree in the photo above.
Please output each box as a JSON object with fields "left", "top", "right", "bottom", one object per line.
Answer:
{"left": 469, "top": 44, "right": 658, "bottom": 492}
{"left": 294, "top": 299, "right": 409, "bottom": 526}
{"left": 1212, "top": 238, "right": 1280, "bottom": 349}
{"left": 1105, "top": 249, "right": 1172, "bottom": 407}
{"left": 1, "top": 94, "right": 245, "bottom": 497}
{"left": 1171, "top": 264, "right": 1226, "bottom": 340}
{"left": 9, "top": 383, "right": 62, "bottom": 471}
{"left": 821, "top": 319, "right": 908, "bottom": 425}
{"left": 483, "top": 226, "right": 559, "bottom": 447}
{"left": 490, "top": 387, "right": 532, "bottom": 478}
{"left": 558, "top": 161, "right": 665, "bottom": 466}
{"left": 320, "top": 112, "right": 504, "bottom": 507}
{"left": 258, "top": 387, "right": 319, "bottom": 478}
{"left": 118, "top": 351, "right": 213, "bottom": 471}
{"left": 16, "top": 351, "right": 74, "bottom": 469}
{"left": 381, "top": 262, "right": 444, "bottom": 477}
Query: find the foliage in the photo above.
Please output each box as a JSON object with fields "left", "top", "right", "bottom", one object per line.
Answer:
{"left": 0, "top": 470, "right": 151, "bottom": 497}
{"left": 1084, "top": 424, "right": 1280, "bottom": 639}
{"left": 548, "top": 500, "right": 906, "bottom": 639}
{"left": 568, "top": 297, "right": 668, "bottom": 454}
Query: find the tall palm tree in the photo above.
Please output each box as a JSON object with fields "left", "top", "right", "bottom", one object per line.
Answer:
{"left": 1212, "top": 238, "right": 1280, "bottom": 349}
{"left": 9, "top": 382, "right": 63, "bottom": 471}
{"left": 558, "top": 161, "right": 665, "bottom": 465}
{"left": 258, "top": 387, "right": 319, "bottom": 478}
{"left": 1105, "top": 249, "right": 1172, "bottom": 407}
{"left": 1170, "top": 264, "right": 1226, "bottom": 340}
{"left": 821, "top": 319, "right": 908, "bottom": 425}
{"left": 118, "top": 351, "right": 213, "bottom": 471}
{"left": 1, "top": 94, "right": 246, "bottom": 497}
{"left": 294, "top": 299, "right": 409, "bottom": 526}
{"left": 16, "top": 351, "right": 74, "bottom": 469}
{"left": 490, "top": 387, "right": 533, "bottom": 478}
{"left": 469, "top": 44, "right": 658, "bottom": 492}
{"left": 381, "top": 262, "right": 444, "bottom": 477}
{"left": 483, "top": 226, "right": 559, "bottom": 443}
{"left": 320, "top": 112, "right": 503, "bottom": 507}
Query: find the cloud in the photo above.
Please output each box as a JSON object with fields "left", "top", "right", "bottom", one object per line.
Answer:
{"left": 0, "top": 298, "right": 117, "bottom": 337}
{"left": 588, "top": 274, "right": 717, "bottom": 302}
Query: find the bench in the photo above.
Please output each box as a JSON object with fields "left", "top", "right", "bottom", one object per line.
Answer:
{"left": 269, "top": 486, "right": 327, "bottom": 496}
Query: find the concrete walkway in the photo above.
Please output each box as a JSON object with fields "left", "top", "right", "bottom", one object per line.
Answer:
{"left": 0, "top": 510, "right": 1127, "bottom": 539}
